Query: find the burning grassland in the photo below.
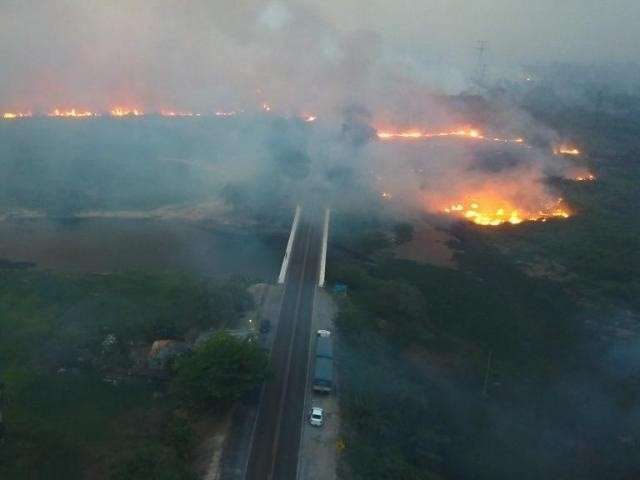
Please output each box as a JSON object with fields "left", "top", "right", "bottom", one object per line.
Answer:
{"left": 441, "top": 195, "right": 570, "bottom": 226}
{"left": 568, "top": 167, "right": 597, "bottom": 182}
{"left": 574, "top": 173, "right": 596, "bottom": 182}
{"left": 375, "top": 125, "right": 589, "bottom": 162}
{"left": 110, "top": 107, "right": 144, "bottom": 117}
{"left": 48, "top": 109, "right": 98, "bottom": 118}
{"left": 0, "top": 103, "right": 318, "bottom": 122}
{"left": 554, "top": 145, "right": 581, "bottom": 156}
{"left": 0, "top": 98, "right": 592, "bottom": 232}
{"left": 376, "top": 126, "right": 526, "bottom": 146}
{"left": 368, "top": 123, "right": 587, "bottom": 228}
{"left": 3, "top": 111, "right": 32, "bottom": 119}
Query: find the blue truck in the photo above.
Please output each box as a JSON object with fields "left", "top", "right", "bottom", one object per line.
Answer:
{"left": 312, "top": 332, "right": 333, "bottom": 393}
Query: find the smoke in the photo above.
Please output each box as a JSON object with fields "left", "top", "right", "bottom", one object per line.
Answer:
{"left": 3, "top": 0, "right": 639, "bottom": 113}
{"left": 0, "top": 1, "right": 600, "bottom": 224}
{"left": 0, "top": 1, "right": 382, "bottom": 116}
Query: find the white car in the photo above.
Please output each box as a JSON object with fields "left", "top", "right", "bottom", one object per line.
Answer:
{"left": 317, "top": 329, "right": 331, "bottom": 338}
{"left": 309, "top": 407, "right": 324, "bottom": 426}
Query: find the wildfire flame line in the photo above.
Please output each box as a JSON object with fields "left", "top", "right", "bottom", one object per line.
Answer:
{"left": 48, "top": 109, "right": 98, "bottom": 117}
{"left": 2, "top": 111, "right": 32, "bottom": 119}
{"left": 554, "top": 146, "right": 581, "bottom": 156}
{"left": 110, "top": 107, "right": 144, "bottom": 117}
{"left": 574, "top": 173, "right": 596, "bottom": 182}
{"left": 376, "top": 128, "right": 526, "bottom": 145}
{"left": 442, "top": 197, "right": 570, "bottom": 226}
{"left": 377, "top": 127, "right": 586, "bottom": 158}
{"left": 1, "top": 106, "right": 315, "bottom": 120}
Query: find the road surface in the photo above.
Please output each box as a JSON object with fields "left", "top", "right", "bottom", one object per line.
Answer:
{"left": 246, "top": 207, "right": 322, "bottom": 480}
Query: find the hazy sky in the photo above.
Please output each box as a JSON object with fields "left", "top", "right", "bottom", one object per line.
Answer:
{"left": 0, "top": 1, "right": 638, "bottom": 111}
{"left": 311, "top": 0, "right": 640, "bottom": 64}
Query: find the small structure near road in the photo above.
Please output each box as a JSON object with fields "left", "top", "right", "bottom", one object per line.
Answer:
{"left": 148, "top": 340, "right": 191, "bottom": 369}
{"left": 332, "top": 283, "right": 347, "bottom": 296}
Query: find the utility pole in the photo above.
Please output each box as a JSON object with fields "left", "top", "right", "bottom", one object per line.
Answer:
{"left": 474, "top": 40, "right": 488, "bottom": 88}
{"left": 482, "top": 350, "right": 493, "bottom": 397}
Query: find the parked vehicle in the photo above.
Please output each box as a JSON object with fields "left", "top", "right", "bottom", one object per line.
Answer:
{"left": 312, "top": 357, "right": 333, "bottom": 393}
{"left": 309, "top": 407, "right": 324, "bottom": 426}
{"left": 260, "top": 319, "right": 272, "bottom": 334}
{"left": 315, "top": 335, "right": 333, "bottom": 359}
{"left": 313, "top": 331, "right": 333, "bottom": 393}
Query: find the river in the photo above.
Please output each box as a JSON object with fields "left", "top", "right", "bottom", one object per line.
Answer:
{"left": 0, "top": 218, "right": 284, "bottom": 280}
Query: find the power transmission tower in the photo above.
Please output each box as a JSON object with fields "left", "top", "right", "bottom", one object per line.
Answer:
{"left": 474, "top": 40, "right": 488, "bottom": 88}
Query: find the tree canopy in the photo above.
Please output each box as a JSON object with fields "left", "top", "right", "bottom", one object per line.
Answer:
{"left": 173, "top": 331, "right": 268, "bottom": 406}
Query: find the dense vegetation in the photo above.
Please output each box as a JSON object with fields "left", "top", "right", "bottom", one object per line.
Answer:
{"left": 173, "top": 331, "right": 268, "bottom": 406}
{"left": 330, "top": 251, "right": 587, "bottom": 479}
{"left": 330, "top": 105, "right": 640, "bottom": 479}
{"left": 0, "top": 269, "right": 254, "bottom": 479}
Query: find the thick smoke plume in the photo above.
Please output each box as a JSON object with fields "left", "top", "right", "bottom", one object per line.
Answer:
{"left": 0, "top": 1, "right": 593, "bottom": 222}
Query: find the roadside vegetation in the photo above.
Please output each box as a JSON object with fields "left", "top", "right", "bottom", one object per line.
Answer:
{"left": 173, "top": 331, "right": 268, "bottom": 407}
{"left": 0, "top": 268, "right": 265, "bottom": 479}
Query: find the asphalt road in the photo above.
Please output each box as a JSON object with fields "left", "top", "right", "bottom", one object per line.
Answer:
{"left": 246, "top": 208, "right": 322, "bottom": 480}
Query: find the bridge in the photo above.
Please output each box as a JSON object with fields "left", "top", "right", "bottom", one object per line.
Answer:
{"left": 244, "top": 205, "right": 330, "bottom": 480}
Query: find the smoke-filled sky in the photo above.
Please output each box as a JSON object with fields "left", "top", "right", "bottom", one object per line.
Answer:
{"left": 314, "top": 0, "right": 640, "bottom": 64}
{"left": 1, "top": 0, "right": 638, "bottom": 112}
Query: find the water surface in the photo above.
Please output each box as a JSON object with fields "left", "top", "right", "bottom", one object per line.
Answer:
{"left": 0, "top": 218, "right": 283, "bottom": 280}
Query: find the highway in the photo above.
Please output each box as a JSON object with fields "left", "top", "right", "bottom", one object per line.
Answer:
{"left": 245, "top": 207, "right": 322, "bottom": 480}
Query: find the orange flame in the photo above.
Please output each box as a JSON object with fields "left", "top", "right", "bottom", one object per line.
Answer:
{"left": 574, "top": 173, "right": 596, "bottom": 182}
{"left": 110, "top": 107, "right": 144, "bottom": 117}
{"left": 441, "top": 195, "right": 570, "bottom": 226}
{"left": 48, "top": 108, "right": 97, "bottom": 118}
{"left": 554, "top": 146, "right": 581, "bottom": 156}
{"left": 376, "top": 127, "right": 526, "bottom": 145}
{"left": 303, "top": 115, "right": 317, "bottom": 122}
{"left": 2, "top": 111, "right": 32, "bottom": 119}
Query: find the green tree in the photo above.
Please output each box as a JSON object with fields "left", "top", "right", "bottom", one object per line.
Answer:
{"left": 173, "top": 332, "right": 268, "bottom": 406}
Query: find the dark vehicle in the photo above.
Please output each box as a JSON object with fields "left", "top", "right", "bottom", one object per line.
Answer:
{"left": 312, "top": 332, "right": 334, "bottom": 393}
{"left": 312, "top": 357, "right": 333, "bottom": 393}
{"left": 260, "top": 319, "right": 272, "bottom": 334}
{"left": 315, "top": 335, "right": 333, "bottom": 360}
